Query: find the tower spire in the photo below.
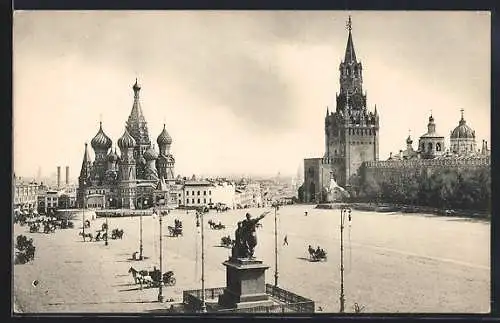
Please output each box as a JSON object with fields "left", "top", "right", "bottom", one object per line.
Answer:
{"left": 126, "top": 78, "right": 150, "bottom": 146}
{"left": 83, "top": 142, "right": 91, "bottom": 163}
{"left": 344, "top": 15, "right": 357, "bottom": 63}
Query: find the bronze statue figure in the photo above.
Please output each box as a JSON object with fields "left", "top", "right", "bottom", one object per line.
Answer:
{"left": 232, "top": 211, "right": 270, "bottom": 259}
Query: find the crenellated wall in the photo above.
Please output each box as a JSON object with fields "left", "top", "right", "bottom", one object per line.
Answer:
{"left": 360, "top": 156, "right": 490, "bottom": 185}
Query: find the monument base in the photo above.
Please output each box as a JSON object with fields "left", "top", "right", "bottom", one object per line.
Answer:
{"left": 218, "top": 257, "right": 273, "bottom": 309}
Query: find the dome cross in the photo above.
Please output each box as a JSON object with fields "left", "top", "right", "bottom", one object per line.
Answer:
{"left": 346, "top": 15, "right": 352, "bottom": 32}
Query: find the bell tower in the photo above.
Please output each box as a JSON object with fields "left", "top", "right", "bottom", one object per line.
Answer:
{"left": 324, "top": 16, "right": 380, "bottom": 187}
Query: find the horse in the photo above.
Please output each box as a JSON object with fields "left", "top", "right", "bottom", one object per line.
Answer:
{"left": 221, "top": 236, "right": 232, "bottom": 248}
{"left": 128, "top": 267, "right": 139, "bottom": 284}
{"left": 112, "top": 229, "right": 124, "bottom": 239}
{"left": 212, "top": 223, "right": 225, "bottom": 230}
{"left": 308, "top": 246, "right": 327, "bottom": 261}
{"left": 29, "top": 223, "right": 40, "bottom": 233}
{"left": 138, "top": 275, "right": 154, "bottom": 288}
{"left": 168, "top": 226, "right": 182, "bottom": 237}
{"left": 308, "top": 245, "right": 315, "bottom": 259}
{"left": 79, "top": 232, "right": 93, "bottom": 241}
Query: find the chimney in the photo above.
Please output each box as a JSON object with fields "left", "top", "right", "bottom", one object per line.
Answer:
{"left": 57, "top": 166, "right": 61, "bottom": 188}
{"left": 65, "top": 166, "right": 69, "bottom": 186}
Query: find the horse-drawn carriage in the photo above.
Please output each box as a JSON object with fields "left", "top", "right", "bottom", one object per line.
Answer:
{"left": 208, "top": 220, "right": 225, "bottom": 230}
{"left": 308, "top": 245, "right": 327, "bottom": 262}
{"left": 111, "top": 228, "right": 124, "bottom": 239}
{"left": 168, "top": 219, "right": 183, "bottom": 237}
{"left": 128, "top": 266, "right": 176, "bottom": 288}
{"left": 29, "top": 223, "right": 40, "bottom": 233}
{"left": 94, "top": 230, "right": 108, "bottom": 242}
{"left": 220, "top": 235, "right": 233, "bottom": 248}
{"left": 43, "top": 223, "right": 56, "bottom": 234}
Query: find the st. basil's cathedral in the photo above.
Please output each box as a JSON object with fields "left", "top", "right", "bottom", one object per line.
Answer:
{"left": 77, "top": 79, "right": 177, "bottom": 209}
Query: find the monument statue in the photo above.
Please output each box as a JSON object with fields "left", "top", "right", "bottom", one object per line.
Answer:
{"left": 232, "top": 211, "right": 270, "bottom": 259}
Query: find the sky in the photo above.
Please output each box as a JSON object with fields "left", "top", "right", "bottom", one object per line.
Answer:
{"left": 13, "top": 11, "right": 491, "bottom": 181}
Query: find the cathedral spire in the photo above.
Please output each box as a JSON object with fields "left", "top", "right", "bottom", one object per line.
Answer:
{"left": 129, "top": 79, "right": 145, "bottom": 122}
{"left": 79, "top": 142, "right": 92, "bottom": 181}
{"left": 126, "top": 79, "right": 150, "bottom": 146}
{"left": 344, "top": 16, "right": 357, "bottom": 64}
{"left": 83, "top": 142, "right": 91, "bottom": 163}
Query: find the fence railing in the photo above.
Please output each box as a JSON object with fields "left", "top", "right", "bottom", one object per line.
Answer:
{"left": 183, "top": 285, "right": 315, "bottom": 313}
{"left": 265, "top": 284, "right": 315, "bottom": 313}
{"left": 183, "top": 287, "right": 226, "bottom": 312}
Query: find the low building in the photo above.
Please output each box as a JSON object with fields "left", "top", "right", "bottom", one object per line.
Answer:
{"left": 183, "top": 180, "right": 215, "bottom": 208}
{"left": 13, "top": 177, "right": 39, "bottom": 211}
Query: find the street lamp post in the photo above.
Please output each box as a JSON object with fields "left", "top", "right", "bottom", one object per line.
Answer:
{"left": 274, "top": 203, "right": 279, "bottom": 287}
{"left": 82, "top": 182, "right": 86, "bottom": 242}
{"left": 158, "top": 207, "right": 166, "bottom": 303}
{"left": 106, "top": 198, "right": 112, "bottom": 246}
{"left": 200, "top": 209, "right": 207, "bottom": 313}
{"left": 139, "top": 195, "right": 147, "bottom": 261}
{"left": 339, "top": 205, "right": 352, "bottom": 313}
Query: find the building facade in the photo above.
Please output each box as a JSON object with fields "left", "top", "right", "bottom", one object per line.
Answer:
{"left": 302, "top": 17, "right": 379, "bottom": 203}
{"left": 182, "top": 181, "right": 215, "bottom": 208}
{"left": 13, "top": 177, "right": 39, "bottom": 211}
{"left": 77, "top": 80, "right": 176, "bottom": 209}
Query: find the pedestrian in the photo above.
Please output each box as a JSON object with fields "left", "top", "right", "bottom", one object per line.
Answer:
{"left": 283, "top": 235, "right": 288, "bottom": 246}
{"left": 304, "top": 211, "right": 308, "bottom": 216}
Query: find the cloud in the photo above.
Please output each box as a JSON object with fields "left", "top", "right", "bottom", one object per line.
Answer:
{"left": 13, "top": 11, "right": 490, "bottom": 178}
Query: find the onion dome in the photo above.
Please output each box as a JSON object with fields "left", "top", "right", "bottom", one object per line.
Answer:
{"left": 406, "top": 135, "right": 413, "bottom": 145}
{"left": 451, "top": 110, "right": 475, "bottom": 139}
{"left": 144, "top": 145, "right": 159, "bottom": 161}
{"left": 107, "top": 148, "right": 119, "bottom": 162}
{"left": 117, "top": 128, "right": 136, "bottom": 149}
{"left": 157, "top": 124, "right": 172, "bottom": 146}
{"left": 91, "top": 122, "right": 112, "bottom": 150}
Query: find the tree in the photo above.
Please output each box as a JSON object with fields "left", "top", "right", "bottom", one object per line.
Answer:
{"left": 15, "top": 235, "right": 36, "bottom": 264}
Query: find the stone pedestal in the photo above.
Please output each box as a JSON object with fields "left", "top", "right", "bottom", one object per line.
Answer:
{"left": 218, "top": 258, "right": 274, "bottom": 309}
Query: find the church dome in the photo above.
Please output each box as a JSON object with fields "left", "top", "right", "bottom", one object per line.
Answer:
{"left": 157, "top": 124, "right": 172, "bottom": 146}
{"left": 451, "top": 111, "right": 475, "bottom": 139}
{"left": 144, "top": 146, "right": 159, "bottom": 161}
{"left": 91, "top": 122, "right": 112, "bottom": 150}
{"left": 406, "top": 135, "right": 413, "bottom": 145}
{"left": 118, "top": 128, "right": 136, "bottom": 149}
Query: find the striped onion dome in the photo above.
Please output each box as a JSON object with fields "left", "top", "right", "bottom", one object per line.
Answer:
{"left": 157, "top": 124, "right": 172, "bottom": 146}
{"left": 91, "top": 122, "right": 112, "bottom": 150}
{"left": 117, "top": 128, "right": 136, "bottom": 149}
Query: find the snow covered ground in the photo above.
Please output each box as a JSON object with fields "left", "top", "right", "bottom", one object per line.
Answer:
{"left": 13, "top": 205, "right": 490, "bottom": 313}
